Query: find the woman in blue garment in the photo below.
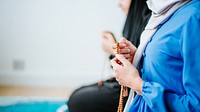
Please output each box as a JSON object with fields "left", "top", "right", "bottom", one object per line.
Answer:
{"left": 111, "top": 0, "right": 200, "bottom": 111}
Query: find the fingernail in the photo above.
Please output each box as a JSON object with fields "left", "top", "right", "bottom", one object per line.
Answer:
{"left": 116, "top": 54, "right": 120, "bottom": 57}
{"left": 116, "top": 54, "right": 122, "bottom": 57}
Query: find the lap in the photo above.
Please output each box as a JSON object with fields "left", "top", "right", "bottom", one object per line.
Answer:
{"left": 68, "top": 78, "right": 123, "bottom": 112}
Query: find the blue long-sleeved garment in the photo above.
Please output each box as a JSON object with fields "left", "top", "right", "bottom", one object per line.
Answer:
{"left": 128, "top": 1, "right": 200, "bottom": 112}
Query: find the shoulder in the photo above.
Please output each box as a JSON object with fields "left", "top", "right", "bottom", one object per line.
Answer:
{"left": 174, "top": 0, "right": 200, "bottom": 22}
{"left": 168, "top": 0, "right": 200, "bottom": 32}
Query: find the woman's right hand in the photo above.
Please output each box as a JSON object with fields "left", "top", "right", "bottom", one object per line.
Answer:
{"left": 112, "top": 37, "right": 137, "bottom": 63}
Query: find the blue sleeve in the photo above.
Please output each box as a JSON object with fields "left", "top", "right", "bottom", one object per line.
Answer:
{"left": 142, "top": 14, "right": 200, "bottom": 111}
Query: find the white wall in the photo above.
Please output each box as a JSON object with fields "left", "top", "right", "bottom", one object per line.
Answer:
{"left": 0, "top": 0, "right": 125, "bottom": 88}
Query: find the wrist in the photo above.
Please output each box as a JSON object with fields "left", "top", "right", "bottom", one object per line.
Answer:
{"left": 130, "top": 76, "right": 143, "bottom": 95}
{"left": 135, "top": 78, "right": 143, "bottom": 95}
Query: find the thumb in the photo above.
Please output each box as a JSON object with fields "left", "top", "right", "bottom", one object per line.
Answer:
{"left": 110, "top": 58, "right": 122, "bottom": 69}
{"left": 116, "top": 54, "right": 130, "bottom": 67}
{"left": 119, "top": 37, "right": 127, "bottom": 43}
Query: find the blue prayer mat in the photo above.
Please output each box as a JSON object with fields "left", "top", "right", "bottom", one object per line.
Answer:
{"left": 0, "top": 97, "right": 68, "bottom": 112}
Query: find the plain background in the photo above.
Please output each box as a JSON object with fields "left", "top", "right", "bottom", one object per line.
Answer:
{"left": 0, "top": 0, "right": 125, "bottom": 88}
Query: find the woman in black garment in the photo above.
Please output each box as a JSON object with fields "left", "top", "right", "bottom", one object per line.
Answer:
{"left": 68, "top": 0, "right": 151, "bottom": 112}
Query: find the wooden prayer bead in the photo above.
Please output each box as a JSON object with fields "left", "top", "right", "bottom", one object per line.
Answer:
{"left": 116, "top": 42, "right": 129, "bottom": 112}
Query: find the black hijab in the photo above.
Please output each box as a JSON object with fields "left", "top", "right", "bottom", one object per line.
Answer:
{"left": 123, "top": 0, "right": 151, "bottom": 47}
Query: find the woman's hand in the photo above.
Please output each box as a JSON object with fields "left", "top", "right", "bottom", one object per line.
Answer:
{"left": 111, "top": 54, "right": 143, "bottom": 95}
{"left": 112, "top": 37, "right": 137, "bottom": 62}
{"left": 101, "top": 31, "right": 116, "bottom": 55}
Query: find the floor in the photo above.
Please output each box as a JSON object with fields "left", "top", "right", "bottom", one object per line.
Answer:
{"left": 0, "top": 86, "right": 74, "bottom": 98}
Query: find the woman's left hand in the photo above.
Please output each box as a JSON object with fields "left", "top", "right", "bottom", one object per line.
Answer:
{"left": 111, "top": 54, "right": 144, "bottom": 95}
